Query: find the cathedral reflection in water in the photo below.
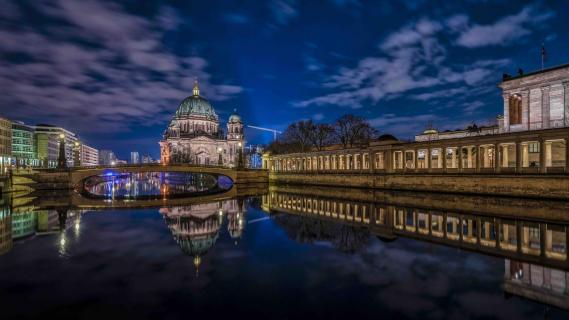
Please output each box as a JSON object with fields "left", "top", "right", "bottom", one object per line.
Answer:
{"left": 160, "top": 198, "right": 246, "bottom": 274}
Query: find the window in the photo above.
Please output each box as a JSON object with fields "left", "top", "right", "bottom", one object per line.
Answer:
{"left": 508, "top": 94, "right": 522, "bottom": 125}
{"left": 528, "top": 142, "right": 539, "bottom": 153}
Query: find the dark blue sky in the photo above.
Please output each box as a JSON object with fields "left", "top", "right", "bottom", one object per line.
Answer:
{"left": 0, "top": 0, "right": 567, "bottom": 160}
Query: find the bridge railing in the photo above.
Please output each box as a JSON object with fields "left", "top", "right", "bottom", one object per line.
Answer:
{"left": 33, "top": 163, "right": 266, "bottom": 172}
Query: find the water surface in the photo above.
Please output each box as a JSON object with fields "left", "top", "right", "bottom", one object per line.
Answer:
{"left": 1, "top": 186, "right": 568, "bottom": 319}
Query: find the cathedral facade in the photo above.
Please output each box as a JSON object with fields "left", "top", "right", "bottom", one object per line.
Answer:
{"left": 160, "top": 81, "right": 244, "bottom": 166}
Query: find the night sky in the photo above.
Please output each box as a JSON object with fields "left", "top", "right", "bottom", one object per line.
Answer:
{"left": 0, "top": 0, "right": 568, "bottom": 160}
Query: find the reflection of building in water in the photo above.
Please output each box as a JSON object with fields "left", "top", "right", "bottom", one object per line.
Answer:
{"left": 10, "top": 209, "right": 79, "bottom": 240}
{"left": 227, "top": 199, "right": 246, "bottom": 241}
{"left": 0, "top": 205, "right": 12, "bottom": 255}
{"left": 11, "top": 212, "right": 37, "bottom": 239}
{"left": 161, "top": 199, "right": 245, "bottom": 274}
{"left": 504, "top": 259, "right": 569, "bottom": 310}
{"left": 262, "top": 191, "right": 569, "bottom": 268}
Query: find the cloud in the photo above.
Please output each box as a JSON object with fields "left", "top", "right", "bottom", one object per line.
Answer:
{"left": 268, "top": 0, "right": 298, "bottom": 29}
{"left": 0, "top": 0, "right": 243, "bottom": 135}
{"left": 455, "top": 5, "right": 555, "bottom": 48}
{"left": 312, "top": 113, "right": 324, "bottom": 121}
{"left": 223, "top": 13, "right": 250, "bottom": 24}
{"left": 292, "top": 11, "right": 515, "bottom": 111}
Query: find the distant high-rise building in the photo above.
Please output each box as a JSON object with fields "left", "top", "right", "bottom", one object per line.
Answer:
{"left": 99, "top": 150, "right": 116, "bottom": 165}
{"left": 130, "top": 151, "right": 140, "bottom": 164}
{"left": 0, "top": 117, "right": 12, "bottom": 173}
{"left": 80, "top": 144, "right": 99, "bottom": 166}
{"left": 142, "top": 154, "right": 154, "bottom": 164}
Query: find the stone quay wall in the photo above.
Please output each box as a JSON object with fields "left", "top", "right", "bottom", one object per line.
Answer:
{"left": 269, "top": 172, "right": 569, "bottom": 199}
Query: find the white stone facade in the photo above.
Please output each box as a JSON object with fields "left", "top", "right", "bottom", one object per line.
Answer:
{"left": 500, "top": 64, "right": 569, "bottom": 133}
{"left": 160, "top": 82, "right": 244, "bottom": 166}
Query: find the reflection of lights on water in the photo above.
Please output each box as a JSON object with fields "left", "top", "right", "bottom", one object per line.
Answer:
{"left": 59, "top": 232, "right": 68, "bottom": 257}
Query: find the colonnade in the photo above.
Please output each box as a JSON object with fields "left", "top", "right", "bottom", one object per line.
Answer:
{"left": 267, "top": 132, "right": 569, "bottom": 174}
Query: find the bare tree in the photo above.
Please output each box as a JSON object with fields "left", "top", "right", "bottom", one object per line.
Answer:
{"left": 309, "top": 123, "right": 335, "bottom": 151}
{"left": 334, "top": 114, "right": 377, "bottom": 148}
{"left": 282, "top": 120, "right": 315, "bottom": 152}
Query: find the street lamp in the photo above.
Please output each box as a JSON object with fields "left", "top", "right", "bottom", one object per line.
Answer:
{"left": 57, "top": 133, "right": 67, "bottom": 169}
{"left": 217, "top": 147, "right": 223, "bottom": 166}
{"left": 73, "top": 141, "right": 81, "bottom": 167}
{"left": 237, "top": 142, "right": 244, "bottom": 169}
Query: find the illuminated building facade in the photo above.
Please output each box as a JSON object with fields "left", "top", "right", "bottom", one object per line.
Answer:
{"left": 80, "top": 144, "right": 99, "bottom": 166}
{"left": 11, "top": 121, "right": 39, "bottom": 167}
{"left": 35, "top": 124, "right": 78, "bottom": 167}
{"left": 160, "top": 81, "right": 244, "bottom": 166}
{"left": 0, "top": 117, "right": 12, "bottom": 173}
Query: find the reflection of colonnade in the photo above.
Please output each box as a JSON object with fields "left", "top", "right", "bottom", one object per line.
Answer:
{"left": 262, "top": 192, "right": 569, "bottom": 268}
{"left": 504, "top": 259, "right": 569, "bottom": 310}
{"left": 160, "top": 198, "right": 246, "bottom": 274}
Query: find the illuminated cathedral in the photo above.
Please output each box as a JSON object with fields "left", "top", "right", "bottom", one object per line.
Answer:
{"left": 159, "top": 80, "right": 244, "bottom": 166}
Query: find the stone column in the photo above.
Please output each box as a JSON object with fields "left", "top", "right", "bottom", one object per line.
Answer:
{"left": 565, "top": 138, "right": 569, "bottom": 173}
{"left": 516, "top": 141, "right": 522, "bottom": 173}
{"left": 540, "top": 224, "right": 546, "bottom": 257}
{"left": 502, "top": 93, "right": 510, "bottom": 132}
{"left": 458, "top": 146, "right": 463, "bottom": 172}
{"left": 494, "top": 143, "right": 500, "bottom": 172}
{"left": 474, "top": 145, "right": 481, "bottom": 172}
{"left": 414, "top": 149, "right": 418, "bottom": 170}
{"left": 542, "top": 86, "right": 550, "bottom": 129}
{"left": 564, "top": 82, "right": 569, "bottom": 126}
{"left": 521, "top": 90, "right": 530, "bottom": 130}
{"left": 545, "top": 142, "right": 552, "bottom": 167}
{"left": 442, "top": 147, "right": 447, "bottom": 171}
{"left": 539, "top": 138, "right": 546, "bottom": 173}
{"left": 467, "top": 147, "right": 472, "bottom": 169}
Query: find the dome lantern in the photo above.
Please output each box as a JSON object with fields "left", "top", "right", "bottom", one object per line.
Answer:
{"left": 193, "top": 79, "right": 200, "bottom": 96}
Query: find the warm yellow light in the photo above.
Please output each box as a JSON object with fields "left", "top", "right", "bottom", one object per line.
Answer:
{"left": 59, "top": 133, "right": 65, "bottom": 139}
{"left": 238, "top": 142, "right": 242, "bottom": 147}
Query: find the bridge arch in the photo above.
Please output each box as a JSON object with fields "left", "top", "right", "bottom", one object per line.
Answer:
{"left": 70, "top": 164, "right": 238, "bottom": 191}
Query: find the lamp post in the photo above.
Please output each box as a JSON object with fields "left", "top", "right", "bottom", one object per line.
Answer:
{"left": 217, "top": 147, "right": 223, "bottom": 166}
{"left": 57, "top": 133, "right": 67, "bottom": 169}
{"left": 73, "top": 141, "right": 81, "bottom": 167}
{"left": 237, "top": 142, "right": 244, "bottom": 169}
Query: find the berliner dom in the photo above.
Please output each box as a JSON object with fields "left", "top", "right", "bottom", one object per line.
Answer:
{"left": 159, "top": 80, "right": 244, "bottom": 166}
{"left": 160, "top": 199, "right": 246, "bottom": 276}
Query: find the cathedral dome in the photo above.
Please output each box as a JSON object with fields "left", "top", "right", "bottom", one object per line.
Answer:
{"left": 228, "top": 111, "right": 242, "bottom": 123}
{"left": 175, "top": 81, "right": 218, "bottom": 120}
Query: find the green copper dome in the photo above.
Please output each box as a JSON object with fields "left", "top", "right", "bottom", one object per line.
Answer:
{"left": 174, "top": 81, "right": 218, "bottom": 120}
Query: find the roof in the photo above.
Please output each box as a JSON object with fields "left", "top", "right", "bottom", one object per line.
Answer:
{"left": 502, "top": 63, "right": 569, "bottom": 82}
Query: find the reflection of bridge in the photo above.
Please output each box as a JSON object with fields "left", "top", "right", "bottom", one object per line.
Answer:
{"left": 9, "top": 164, "right": 268, "bottom": 192}
{"left": 262, "top": 185, "right": 569, "bottom": 270}
{"left": 10, "top": 183, "right": 267, "bottom": 211}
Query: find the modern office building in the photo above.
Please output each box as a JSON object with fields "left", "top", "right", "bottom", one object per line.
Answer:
{"left": 80, "top": 144, "right": 99, "bottom": 166}
{"left": 11, "top": 121, "right": 39, "bottom": 167}
{"left": 99, "top": 149, "right": 116, "bottom": 165}
{"left": 34, "top": 124, "right": 78, "bottom": 167}
{"left": 0, "top": 117, "right": 12, "bottom": 173}
{"left": 130, "top": 151, "right": 140, "bottom": 164}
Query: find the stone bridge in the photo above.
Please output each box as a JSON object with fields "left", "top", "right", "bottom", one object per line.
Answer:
{"left": 8, "top": 164, "right": 268, "bottom": 192}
